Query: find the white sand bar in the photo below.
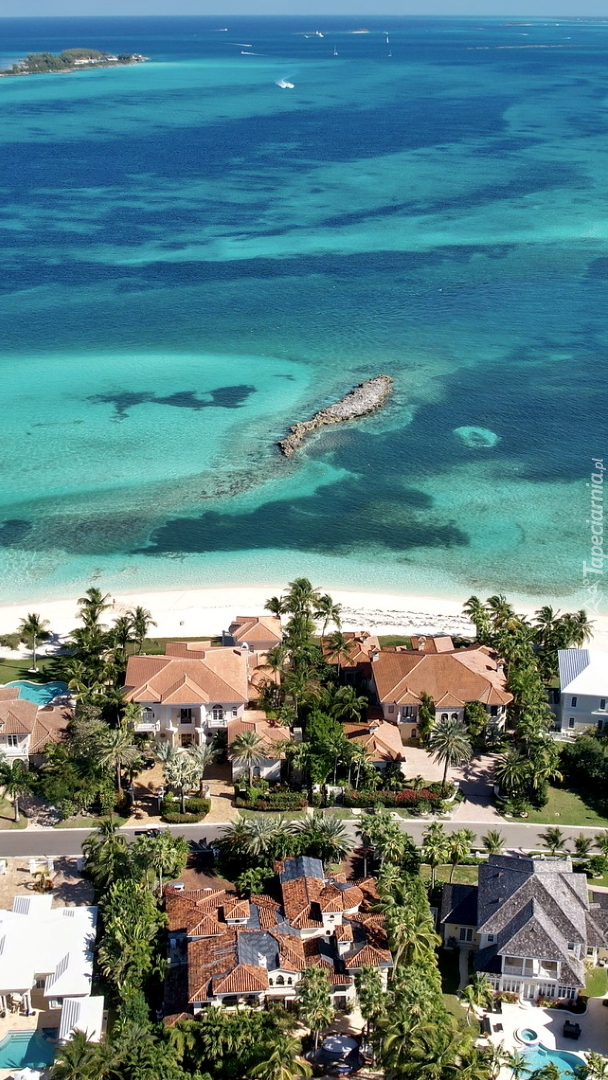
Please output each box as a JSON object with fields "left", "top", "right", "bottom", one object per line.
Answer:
{"left": 1, "top": 585, "right": 607, "bottom": 650}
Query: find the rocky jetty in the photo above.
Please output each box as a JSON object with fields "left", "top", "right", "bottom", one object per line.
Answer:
{"left": 278, "top": 375, "right": 393, "bottom": 457}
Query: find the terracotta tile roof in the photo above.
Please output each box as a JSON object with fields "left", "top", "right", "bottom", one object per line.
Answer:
{"left": 251, "top": 895, "right": 281, "bottom": 929}
{"left": 124, "top": 650, "right": 250, "bottom": 706}
{"left": 343, "top": 720, "right": 404, "bottom": 763}
{"left": 229, "top": 616, "right": 283, "bottom": 646}
{"left": 166, "top": 888, "right": 235, "bottom": 934}
{"left": 322, "top": 631, "right": 381, "bottom": 669}
{"left": 223, "top": 898, "right": 251, "bottom": 921}
{"left": 165, "top": 642, "right": 214, "bottom": 657}
{"left": 227, "top": 712, "right": 287, "bottom": 750}
{"left": 271, "top": 931, "right": 306, "bottom": 971}
{"left": 371, "top": 646, "right": 512, "bottom": 708}
{"left": 344, "top": 943, "right": 392, "bottom": 969}
{"left": 188, "top": 931, "right": 238, "bottom": 1002}
{"left": 0, "top": 687, "right": 20, "bottom": 701}
{"left": 355, "top": 878, "right": 381, "bottom": 911}
{"left": 213, "top": 963, "right": 268, "bottom": 995}
{"left": 0, "top": 699, "right": 69, "bottom": 753}
{"left": 410, "top": 635, "right": 454, "bottom": 653}
{"left": 334, "top": 923, "right": 354, "bottom": 941}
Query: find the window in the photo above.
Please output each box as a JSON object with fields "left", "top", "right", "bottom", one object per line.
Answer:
{"left": 180, "top": 708, "right": 193, "bottom": 723}
{"left": 571, "top": 697, "right": 577, "bottom": 707}
{"left": 402, "top": 706, "right": 414, "bottom": 718}
{"left": 601, "top": 699, "right": 606, "bottom": 710}
{"left": 49, "top": 998, "right": 62, "bottom": 1010}
{"left": 276, "top": 975, "right": 285, "bottom": 986}
{"left": 411, "top": 728, "right": 417, "bottom": 739}
{"left": 212, "top": 706, "right": 224, "bottom": 721}
{"left": 6, "top": 734, "right": 19, "bottom": 747}
{"left": 558, "top": 986, "right": 576, "bottom": 1000}
{"left": 488, "top": 935, "right": 495, "bottom": 944}
{"left": 459, "top": 927, "right": 473, "bottom": 943}
{"left": 490, "top": 705, "right": 498, "bottom": 717}
{"left": 451, "top": 713, "right": 459, "bottom": 720}
{"left": 568, "top": 717, "right": 575, "bottom": 729}
{"left": 441, "top": 713, "right": 449, "bottom": 721}
{"left": 567, "top": 942, "right": 575, "bottom": 951}
{"left": 232, "top": 707, "right": 238, "bottom": 717}
{"left": 388, "top": 705, "right": 395, "bottom": 714}
{"left": 35, "top": 977, "right": 45, "bottom": 989}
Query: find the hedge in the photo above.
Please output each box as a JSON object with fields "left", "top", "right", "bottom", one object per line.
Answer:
{"left": 161, "top": 795, "right": 210, "bottom": 824}
{"left": 343, "top": 787, "right": 442, "bottom": 810}
{"left": 234, "top": 793, "right": 307, "bottom": 811}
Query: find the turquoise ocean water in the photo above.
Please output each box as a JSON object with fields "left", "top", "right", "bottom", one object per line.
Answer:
{"left": 1, "top": 16, "right": 607, "bottom": 607}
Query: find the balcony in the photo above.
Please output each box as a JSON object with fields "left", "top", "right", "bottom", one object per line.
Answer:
{"left": 503, "top": 963, "right": 558, "bottom": 980}
{"left": 133, "top": 720, "right": 160, "bottom": 734}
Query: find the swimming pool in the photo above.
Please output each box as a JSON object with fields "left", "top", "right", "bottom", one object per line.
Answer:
{"left": 524, "top": 1043, "right": 584, "bottom": 1078}
{"left": 6, "top": 680, "right": 68, "bottom": 705}
{"left": 0, "top": 1029, "right": 56, "bottom": 1069}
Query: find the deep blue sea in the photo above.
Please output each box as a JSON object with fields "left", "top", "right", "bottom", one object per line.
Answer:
{"left": 1, "top": 16, "right": 607, "bottom": 608}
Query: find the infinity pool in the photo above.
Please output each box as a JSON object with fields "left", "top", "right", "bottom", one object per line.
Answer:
{"left": 525, "top": 1044, "right": 584, "bottom": 1078}
{"left": 6, "top": 680, "right": 68, "bottom": 705}
{"left": 0, "top": 1030, "right": 56, "bottom": 1069}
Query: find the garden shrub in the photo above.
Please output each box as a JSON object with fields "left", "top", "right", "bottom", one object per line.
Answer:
{"left": 161, "top": 795, "right": 210, "bottom": 823}
{"left": 234, "top": 792, "right": 307, "bottom": 811}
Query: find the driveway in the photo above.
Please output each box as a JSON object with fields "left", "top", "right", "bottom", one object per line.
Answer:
{"left": 451, "top": 754, "right": 502, "bottom": 823}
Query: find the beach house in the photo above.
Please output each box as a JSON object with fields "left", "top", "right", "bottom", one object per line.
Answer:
{"left": 440, "top": 854, "right": 608, "bottom": 1003}
{"left": 369, "top": 638, "right": 512, "bottom": 741}
{"left": 0, "top": 689, "right": 69, "bottom": 765}
{"left": 163, "top": 855, "right": 391, "bottom": 1019}
{"left": 0, "top": 895, "right": 104, "bottom": 1040}
{"left": 221, "top": 615, "right": 283, "bottom": 654}
{"left": 124, "top": 647, "right": 265, "bottom": 748}
{"left": 556, "top": 649, "right": 608, "bottom": 734}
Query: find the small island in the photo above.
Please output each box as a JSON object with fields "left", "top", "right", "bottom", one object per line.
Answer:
{"left": 278, "top": 374, "right": 393, "bottom": 456}
{"left": 1, "top": 48, "right": 149, "bottom": 77}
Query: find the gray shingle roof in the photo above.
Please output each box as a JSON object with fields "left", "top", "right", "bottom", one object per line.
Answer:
{"left": 440, "top": 883, "right": 478, "bottom": 927}
{"left": 280, "top": 856, "right": 324, "bottom": 883}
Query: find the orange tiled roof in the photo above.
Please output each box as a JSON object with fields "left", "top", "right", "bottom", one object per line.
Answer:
{"left": 188, "top": 931, "right": 238, "bottom": 1002}
{"left": 0, "top": 687, "right": 20, "bottom": 701}
{"left": 124, "top": 650, "right": 250, "bottom": 706}
{"left": 227, "top": 712, "right": 286, "bottom": 750}
{"left": 0, "top": 699, "right": 69, "bottom": 753}
{"left": 343, "top": 719, "right": 404, "bottom": 763}
{"left": 344, "top": 943, "right": 392, "bottom": 969}
{"left": 371, "top": 646, "right": 512, "bottom": 708}
{"left": 213, "top": 963, "right": 268, "bottom": 995}
{"left": 410, "top": 635, "right": 454, "bottom": 653}
{"left": 229, "top": 616, "right": 283, "bottom": 646}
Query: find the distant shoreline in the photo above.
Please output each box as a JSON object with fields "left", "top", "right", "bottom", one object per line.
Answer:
{"left": 0, "top": 49, "right": 148, "bottom": 78}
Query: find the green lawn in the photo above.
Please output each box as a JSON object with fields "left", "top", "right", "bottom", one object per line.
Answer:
{"left": 140, "top": 635, "right": 222, "bottom": 655}
{"left": 437, "top": 947, "right": 478, "bottom": 1032}
{"left": 585, "top": 967, "right": 608, "bottom": 998}
{"left": 0, "top": 796, "right": 28, "bottom": 830}
{"left": 377, "top": 635, "right": 413, "bottom": 648}
{"left": 0, "top": 656, "right": 54, "bottom": 683}
{"left": 516, "top": 786, "right": 608, "bottom": 828}
{"left": 420, "top": 863, "right": 479, "bottom": 886}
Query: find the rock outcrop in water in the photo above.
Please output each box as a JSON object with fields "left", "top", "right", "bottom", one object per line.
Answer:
{"left": 278, "top": 375, "right": 393, "bottom": 457}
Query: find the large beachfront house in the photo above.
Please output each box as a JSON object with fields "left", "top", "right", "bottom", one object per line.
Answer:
{"left": 0, "top": 688, "right": 69, "bottom": 766}
{"left": 556, "top": 649, "right": 608, "bottom": 734}
{"left": 124, "top": 645, "right": 271, "bottom": 748}
{"left": 369, "top": 638, "right": 512, "bottom": 741}
{"left": 0, "top": 895, "right": 104, "bottom": 1043}
{"left": 441, "top": 854, "right": 608, "bottom": 1003}
{"left": 163, "top": 855, "right": 392, "bottom": 1019}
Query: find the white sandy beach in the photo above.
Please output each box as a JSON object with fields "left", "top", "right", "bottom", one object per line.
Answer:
{"left": 1, "top": 585, "right": 608, "bottom": 651}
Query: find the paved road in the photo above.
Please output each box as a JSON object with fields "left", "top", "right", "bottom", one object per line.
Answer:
{"left": 1, "top": 818, "right": 607, "bottom": 859}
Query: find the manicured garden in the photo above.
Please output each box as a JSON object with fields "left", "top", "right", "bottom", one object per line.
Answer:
{"left": 518, "top": 785, "right": 608, "bottom": 828}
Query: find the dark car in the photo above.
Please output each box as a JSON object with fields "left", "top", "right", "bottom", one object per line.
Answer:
{"left": 134, "top": 828, "right": 161, "bottom": 838}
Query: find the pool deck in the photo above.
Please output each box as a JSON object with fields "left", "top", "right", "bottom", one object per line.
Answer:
{"left": 483, "top": 997, "right": 608, "bottom": 1069}
{"left": 0, "top": 1009, "right": 56, "bottom": 1079}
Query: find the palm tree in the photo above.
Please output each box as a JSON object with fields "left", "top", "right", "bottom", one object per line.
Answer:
{"left": 283, "top": 577, "right": 321, "bottom": 617}
{"left": 218, "top": 814, "right": 253, "bottom": 860}
{"left": 580, "top": 1052, "right": 608, "bottom": 1080}
{"left": 447, "top": 828, "right": 475, "bottom": 883}
{"left": 49, "top": 1028, "right": 113, "bottom": 1080}
{"left": 428, "top": 715, "right": 472, "bottom": 795}
{"left": 128, "top": 605, "right": 157, "bottom": 654}
{"left": 460, "top": 973, "right": 494, "bottom": 1024}
{"left": 355, "top": 964, "right": 386, "bottom": 1044}
{"left": 97, "top": 722, "right": 140, "bottom": 793}
{"left": 185, "top": 742, "right": 215, "bottom": 794}
{"left": 296, "top": 811, "right": 349, "bottom": 867}
{"left": 539, "top": 826, "right": 565, "bottom": 856}
{"left": 482, "top": 829, "right": 505, "bottom": 855}
{"left": 417, "top": 692, "right": 436, "bottom": 744}
{"left": 0, "top": 759, "right": 32, "bottom": 822}
{"left": 132, "top": 830, "right": 188, "bottom": 895}
{"left": 77, "top": 587, "right": 112, "bottom": 627}
{"left": 324, "top": 630, "right": 356, "bottom": 676}
{"left": 463, "top": 596, "right": 492, "bottom": 644}
{"left": 314, "top": 593, "right": 342, "bottom": 636}
{"left": 528, "top": 1065, "right": 561, "bottom": 1080}
{"left": 421, "top": 822, "right": 450, "bottom": 890}
{"left": 228, "top": 730, "right": 268, "bottom": 786}
{"left": 349, "top": 743, "right": 372, "bottom": 789}
{"left": 297, "top": 965, "right": 334, "bottom": 1050}
{"left": 18, "top": 612, "right": 50, "bottom": 672}
{"left": 265, "top": 595, "right": 286, "bottom": 618}
{"left": 505, "top": 1050, "right": 530, "bottom": 1080}
{"left": 251, "top": 1033, "right": 312, "bottom": 1080}
{"left": 82, "top": 818, "right": 130, "bottom": 892}
{"left": 330, "top": 685, "right": 368, "bottom": 723}
{"left": 494, "top": 750, "right": 527, "bottom": 797}
{"left": 163, "top": 748, "right": 198, "bottom": 814}
{"left": 596, "top": 832, "right": 608, "bottom": 860}
{"left": 573, "top": 833, "right": 593, "bottom": 860}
